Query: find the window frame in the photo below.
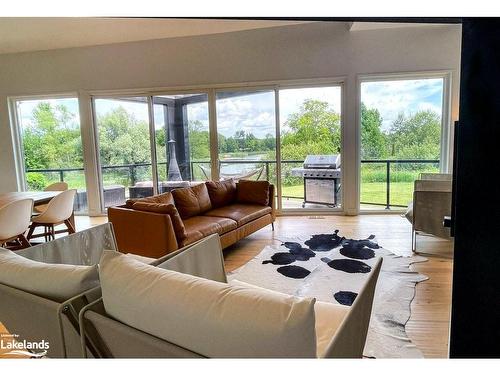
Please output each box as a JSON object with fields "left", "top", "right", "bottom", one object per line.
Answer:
{"left": 8, "top": 92, "right": 92, "bottom": 214}
{"left": 356, "top": 70, "right": 453, "bottom": 213}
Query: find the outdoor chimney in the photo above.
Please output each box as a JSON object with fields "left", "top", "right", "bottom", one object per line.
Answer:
{"left": 167, "top": 139, "right": 182, "bottom": 181}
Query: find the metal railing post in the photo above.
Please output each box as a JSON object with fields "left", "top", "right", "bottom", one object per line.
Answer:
{"left": 266, "top": 161, "right": 270, "bottom": 181}
{"left": 386, "top": 160, "right": 390, "bottom": 210}
{"left": 59, "top": 170, "right": 64, "bottom": 182}
{"left": 129, "top": 165, "right": 136, "bottom": 187}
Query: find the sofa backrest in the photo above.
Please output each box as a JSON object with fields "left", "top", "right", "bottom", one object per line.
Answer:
{"left": 80, "top": 298, "right": 204, "bottom": 358}
{"left": 153, "top": 234, "right": 227, "bottom": 283}
{"left": 16, "top": 223, "right": 117, "bottom": 265}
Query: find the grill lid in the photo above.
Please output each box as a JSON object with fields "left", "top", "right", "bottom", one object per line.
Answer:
{"left": 303, "top": 154, "right": 341, "bottom": 169}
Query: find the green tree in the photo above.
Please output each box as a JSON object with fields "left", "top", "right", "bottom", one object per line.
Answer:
{"left": 360, "top": 103, "right": 387, "bottom": 159}
{"left": 388, "top": 110, "right": 441, "bottom": 159}
{"left": 280, "top": 99, "right": 341, "bottom": 160}
{"left": 97, "top": 106, "right": 151, "bottom": 166}
{"left": 187, "top": 120, "right": 210, "bottom": 160}
{"left": 22, "top": 102, "right": 82, "bottom": 170}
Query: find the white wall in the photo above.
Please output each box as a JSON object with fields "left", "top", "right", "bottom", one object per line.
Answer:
{"left": 0, "top": 22, "right": 462, "bottom": 214}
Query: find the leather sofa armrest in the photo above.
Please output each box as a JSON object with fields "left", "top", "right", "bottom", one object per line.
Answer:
{"left": 108, "top": 207, "right": 179, "bottom": 258}
{"left": 269, "top": 184, "right": 276, "bottom": 221}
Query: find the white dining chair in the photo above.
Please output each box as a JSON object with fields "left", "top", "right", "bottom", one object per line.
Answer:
{"left": 34, "top": 181, "right": 69, "bottom": 214}
{"left": 0, "top": 199, "right": 34, "bottom": 249}
{"left": 27, "top": 189, "right": 77, "bottom": 242}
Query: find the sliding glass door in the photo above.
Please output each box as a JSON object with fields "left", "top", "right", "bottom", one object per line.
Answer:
{"left": 14, "top": 97, "right": 89, "bottom": 214}
{"left": 93, "top": 97, "right": 154, "bottom": 207}
{"left": 153, "top": 93, "right": 211, "bottom": 186}
{"left": 215, "top": 90, "right": 277, "bottom": 187}
{"left": 359, "top": 77, "right": 445, "bottom": 210}
{"left": 278, "top": 86, "right": 343, "bottom": 210}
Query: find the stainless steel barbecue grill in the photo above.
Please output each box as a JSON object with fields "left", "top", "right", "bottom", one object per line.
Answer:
{"left": 291, "top": 155, "right": 341, "bottom": 208}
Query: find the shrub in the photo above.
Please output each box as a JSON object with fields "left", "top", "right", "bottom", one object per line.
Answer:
{"left": 26, "top": 172, "right": 47, "bottom": 190}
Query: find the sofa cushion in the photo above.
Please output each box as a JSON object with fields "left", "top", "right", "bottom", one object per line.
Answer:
{"left": 172, "top": 184, "right": 212, "bottom": 219}
{"left": 99, "top": 251, "right": 317, "bottom": 358}
{"left": 204, "top": 204, "right": 272, "bottom": 226}
{"left": 314, "top": 301, "right": 349, "bottom": 358}
{"left": 132, "top": 201, "right": 172, "bottom": 214}
{"left": 0, "top": 248, "right": 100, "bottom": 302}
{"left": 133, "top": 192, "right": 175, "bottom": 206}
{"left": 205, "top": 179, "right": 237, "bottom": 208}
{"left": 230, "top": 279, "right": 348, "bottom": 358}
{"left": 237, "top": 180, "right": 270, "bottom": 206}
{"left": 183, "top": 216, "right": 237, "bottom": 238}
{"left": 124, "top": 198, "right": 138, "bottom": 208}
{"left": 131, "top": 202, "right": 187, "bottom": 243}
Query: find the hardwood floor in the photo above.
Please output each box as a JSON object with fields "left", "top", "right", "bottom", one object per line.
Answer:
{"left": 1, "top": 214, "right": 453, "bottom": 358}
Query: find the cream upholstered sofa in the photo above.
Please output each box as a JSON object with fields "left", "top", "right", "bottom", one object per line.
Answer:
{"left": 79, "top": 234, "right": 382, "bottom": 358}
{"left": 0, "top": 224, "right": 117, "bottom": 358}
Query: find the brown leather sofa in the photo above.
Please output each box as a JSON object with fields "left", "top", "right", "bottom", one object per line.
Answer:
{"left": 108, "top": 179, "right": 275, "bottom": 258}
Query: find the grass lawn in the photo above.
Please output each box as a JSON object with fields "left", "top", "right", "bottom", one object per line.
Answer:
{"left": 282, "top": 181, "right": 413, "bottom": 208}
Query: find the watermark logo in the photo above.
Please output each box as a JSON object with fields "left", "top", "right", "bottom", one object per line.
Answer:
{"left": 1, "top": 333, "right": 49, "bottom": 358}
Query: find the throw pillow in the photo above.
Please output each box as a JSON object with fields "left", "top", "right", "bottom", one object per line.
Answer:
{"left": 0, "top": 248, "right": 99, "bottom": 302}
{"left": 172, "top": 184, "right": 212, "bottom": 219}
{"left": 132, "top": 202, "right": 187, "bottom": 243}
{"left": 236, "top": 180, "right": 270, "bottom": 206}
{"left": 205, "top": 179, "right": 237, "bottom": 208}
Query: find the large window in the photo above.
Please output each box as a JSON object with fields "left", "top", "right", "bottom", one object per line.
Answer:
{"left": 216, "top": 90, "right": 277, "bottom": 186}
{"left": 153, "top": 93, "right": 211, "bottom": 184}
{"left": 279, "top": 86, "right": 342, "bottom": 210}
{"left": 94, "top": 97, "right": 154, "bottom": 207}
{"left": 15, "top": 97, "right": 88, "bottom": 214}
{"left": 14, "top": 76, "right": 447, "bottom": 215}
{"left": 360, "top": 77, "right": 444, "bottom": 210}
{"left": 93, "top": 94, "right": 212, "bottom": 211}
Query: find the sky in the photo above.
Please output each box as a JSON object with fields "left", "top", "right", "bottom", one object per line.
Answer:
{"left": 18, "top": 97, "right": 80, "bottom": 129}
{"left": 361, "top": 78, "right": 444, "bottom": 131}
{"left": 17, "top": 78, "right": 444, "bottom": 139}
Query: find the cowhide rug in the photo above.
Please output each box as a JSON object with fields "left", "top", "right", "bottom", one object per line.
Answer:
{"left": 227, "top": 229, "right": 428, "bottom": 358}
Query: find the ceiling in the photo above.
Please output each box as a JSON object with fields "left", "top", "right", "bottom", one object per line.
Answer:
{"left": 0, "top": 18, "right": 453, "bottom": 55}
{"left": 0, "top": 18, "right": 311, "bottom": 55}
{"left": 348, "top": 22, "right": 446, "bottom": 31}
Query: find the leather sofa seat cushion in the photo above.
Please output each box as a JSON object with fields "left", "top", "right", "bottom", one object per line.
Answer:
{"left": 99, "top": 251, "right": 317, "bottom": 358}
{"left": 236, "top": 180, "right": 270, "bottom": 206}
{"left": 204, "top": 204, "right": 272, "bottom": 226}
{"left": 172, "top": 184, "right": 212, "bottom": 219}
{"left": 183, "top": 216, "right": 237, "bottom": 239}
{"left": 131, "top": 202, "right": 187, "bottom": 243}
{"left": 205, "top": 179, "right": 237, "bottom": 208}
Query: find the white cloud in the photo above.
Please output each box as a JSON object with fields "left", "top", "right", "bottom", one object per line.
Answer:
{"left": 361, "top": 78, "right": 443, "bottom": 131}
{"left": 215, "top": 91, "right": 276, "bottom": 138}
{"left": 17, "top": 98, "right": 80, "bottom": 130}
